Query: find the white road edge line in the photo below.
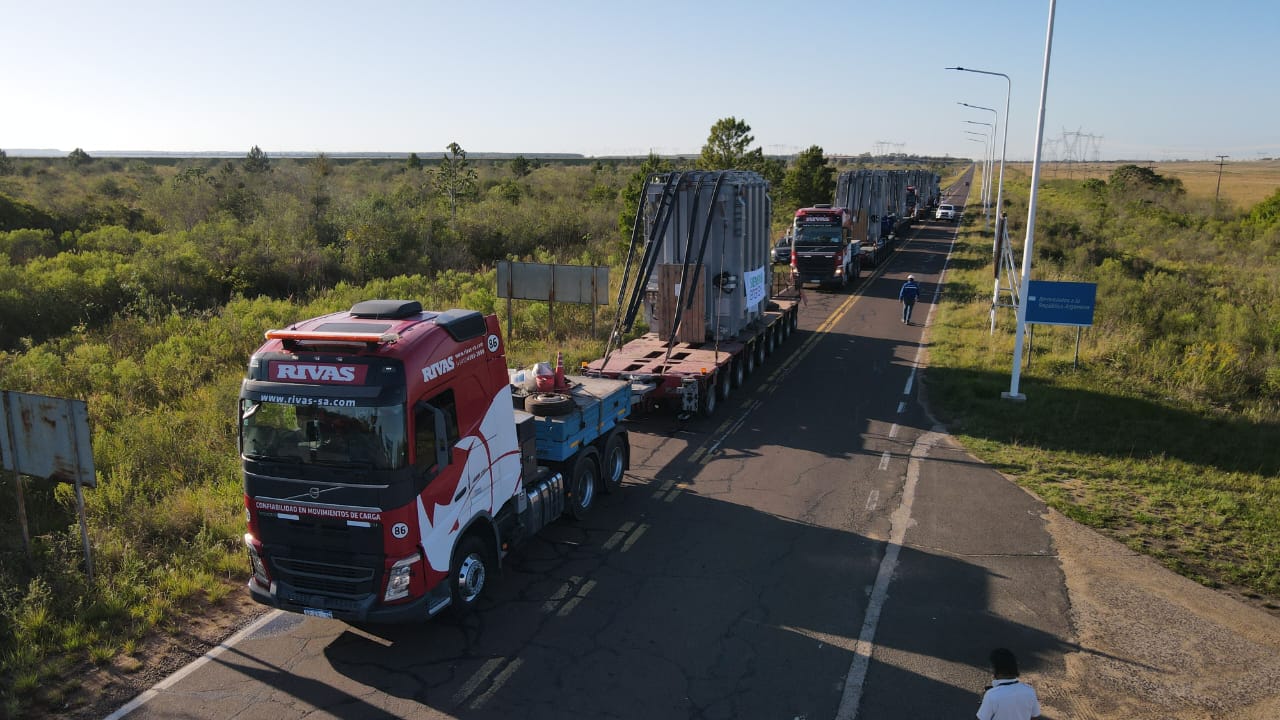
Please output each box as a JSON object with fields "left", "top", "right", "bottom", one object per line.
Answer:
{"left": 837, "top": 193, "right": 965, "bottom": 718}
{"left": 835, "top": 431, "right": 941, "bottom": 720}
{"left": 103, "top": 609, "right": 283, "bottom": 720}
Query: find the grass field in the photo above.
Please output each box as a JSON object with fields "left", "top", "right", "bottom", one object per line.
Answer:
{"left": 1006, "top": 159, "right": 1280, "bottom": 209}
{"left": 924, "top": 161, "right": 1280, "bottom": 607}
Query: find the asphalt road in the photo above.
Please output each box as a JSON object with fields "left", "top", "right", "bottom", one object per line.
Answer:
{"left": 112, "top": 175, "right": 1082, "bottom": 720}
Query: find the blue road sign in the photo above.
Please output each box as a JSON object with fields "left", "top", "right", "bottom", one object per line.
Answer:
{"left": 1025, "top": 280, "right": 1096, "bottom": 326}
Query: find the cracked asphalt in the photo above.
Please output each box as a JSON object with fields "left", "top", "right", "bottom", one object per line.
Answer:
{"left": 116, "top": 179, "right": 1280, "bottom": 719}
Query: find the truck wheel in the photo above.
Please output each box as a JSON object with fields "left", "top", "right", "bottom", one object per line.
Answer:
{"left": 567, "top": 450, "right": 600, "bottom": 520}
{"left": 700, "top": 377, "right": 717, "bottom": 417}
{"left": 790, "top": 311, "right": 798, "bottom": 333}
{"left": 449, "top": 534, "right": 493, "bottom": 618}
{"left": 526, "top": 392, "right": 574, "bottom": 417}
{"left": 743, "top": 344, "right": 756, "bottom": 376}
{"left": 600, "top": 430, "right": 627, "bottom": 494}
{"left": 716, "top": 367, "right": 731, "bottom": 402}
{"left": 754, "top": 339, "right": 766, "bottom": 367}
{"left": 731, "top": 357, "right": 745, "bottom": 388}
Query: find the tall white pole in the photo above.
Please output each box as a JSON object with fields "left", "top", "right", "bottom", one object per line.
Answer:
{"left": 1004, "top": 0, "right": 1058, "bottom": 401}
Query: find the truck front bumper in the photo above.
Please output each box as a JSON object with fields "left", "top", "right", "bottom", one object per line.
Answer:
{"left": 248, "top": 576, "right": 444, "bottom": 623}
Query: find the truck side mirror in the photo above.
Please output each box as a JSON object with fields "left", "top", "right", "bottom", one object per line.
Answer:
{"left": 305, "top": 420, "right": 320, "bottom": 442}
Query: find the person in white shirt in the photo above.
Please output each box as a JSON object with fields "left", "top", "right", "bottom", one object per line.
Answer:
{"left": 977, "top": 648, "right": 1041, "bottom": 720}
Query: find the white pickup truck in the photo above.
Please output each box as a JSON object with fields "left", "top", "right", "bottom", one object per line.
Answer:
{"left": 935, "top": 204, "right": 957, "bottom": 222}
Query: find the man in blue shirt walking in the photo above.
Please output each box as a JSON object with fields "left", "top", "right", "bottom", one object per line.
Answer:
{"left": 899, "top": 275, "right": 920, "bottom": 325}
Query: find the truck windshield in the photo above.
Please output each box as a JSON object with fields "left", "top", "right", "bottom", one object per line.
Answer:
{"left": 240, "top": 400, "right": 407, "bottom": 470}
{"left": 795, "top": 227, "right": 843, "bottom": 244}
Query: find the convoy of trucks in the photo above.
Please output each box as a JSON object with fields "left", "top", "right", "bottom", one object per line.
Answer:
{"left": 239, "top": 164, "right": 943, "bottom": 622}
{"left": 835, "top": 169, "right": 942, "bottom": 267}
{"left": 239, "top": 300, "right": 634, "bottom": 621}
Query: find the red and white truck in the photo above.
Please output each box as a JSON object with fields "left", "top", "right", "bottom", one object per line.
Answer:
{"left": 239, "top": 299, "right": 632, "bottom": 621}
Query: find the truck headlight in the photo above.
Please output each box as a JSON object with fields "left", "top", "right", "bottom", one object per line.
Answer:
{"left": 384, "top": 552, "right": 421, "bottom": 602}
{"left": 244, "top": 534, "right": 270, "bottom": 585}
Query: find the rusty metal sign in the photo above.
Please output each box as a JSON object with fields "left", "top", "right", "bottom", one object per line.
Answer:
{"left": 1, "top": 391, "right": 96, "bottom": 487}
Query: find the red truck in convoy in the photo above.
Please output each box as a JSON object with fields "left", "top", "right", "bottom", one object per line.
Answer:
{"left": 790, "top": 204, "right": 861, "bottom": 288}
{"left": 239, "top": 300, "right": 632, "bottom": 621}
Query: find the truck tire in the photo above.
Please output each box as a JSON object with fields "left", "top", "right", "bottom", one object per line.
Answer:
{"left": 716, "top": 367, "right": 731, "bottom": 402}
{"left": 526, "top": 392, "right": 574, "bottom": 417}
{"left": 731, "top": 357, "right": 745, "bottom": 388}
{"left": 789, "top": 311, "right": 798, "bottom": 333}
{"left": 600, "top": 430, "right": 627, "bottom": 494}
{"left": 743, "top": 344, "right": 756, "bottom": 376}
{"left": 567, "top": 449, "right": 600, "bottom": 520}
{"left": 700, "top": 376, "right": 717, "bottom": 417}
{"left": 754, "top": 339, "right": 766, "bottom": 368}
{"left": 449, "top": 534, "right": 494, "bottom": 618}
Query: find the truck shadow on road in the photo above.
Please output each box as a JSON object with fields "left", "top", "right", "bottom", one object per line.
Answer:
{"left": 251, "top": 488, "right": 1127, "bottom": 719}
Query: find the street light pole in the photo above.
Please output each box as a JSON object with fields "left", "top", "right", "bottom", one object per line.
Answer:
{"left": 966, "top": 135, "right": 989, "bottom": 227}
{"left": 959, "top": 102, "right": 998, "bottom": 209}
{"left": 949, "top": 69, "right": 1012, "bottom": 338}
{"left": 1003, "top": 0, "right": 1058, "bottom": 401}
{"left": 965, "top": 120, "right": 995, "bottom": 211}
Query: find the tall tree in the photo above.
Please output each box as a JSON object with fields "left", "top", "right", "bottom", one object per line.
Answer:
{"left": 698, "top": 117, "right": 754, "bottom": 170}
{"left": 510, "top": 154, "right": 531, "bottom": 178}
{"left": 435, "top": 142, "right": 477, "bottom": 220}
{"left": 405, "top": 152, "right": 423, "bottom": 171}
{"left": 742, "top": 148, "right": 786, "bottom": 189}
{"left": 781, "top": 145, "right": 835, "bottom": 208}
{"left": 618, "top": 152, "right": 673, "bottom": 235}
{"left": 244, "top": 145, "right": 270, "bottom": 174}
{"left": 0, "top": 149, "right": 12, "bottom": 175}
{"left": 67, "top": 147, "right": 92, "bottom": 167}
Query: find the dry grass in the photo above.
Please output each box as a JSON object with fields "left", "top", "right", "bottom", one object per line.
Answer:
{"left": 993, "top": 160, "right": 1280, "bottom": 209}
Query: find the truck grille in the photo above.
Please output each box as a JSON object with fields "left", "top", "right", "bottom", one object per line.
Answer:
{"left": 272, "top": 556, "right": 377, "bottom": 597}
{"left": 794, "top": 254, "right": 836, "bottom": 275}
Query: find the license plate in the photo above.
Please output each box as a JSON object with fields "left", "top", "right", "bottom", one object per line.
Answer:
{"left": 303, "top": 608, "right": 333, "bottom": 618}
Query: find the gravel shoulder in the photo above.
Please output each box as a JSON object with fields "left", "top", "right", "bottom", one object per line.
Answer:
{"left": 1032, "top": 507, "right": 1280, "bottom": 719}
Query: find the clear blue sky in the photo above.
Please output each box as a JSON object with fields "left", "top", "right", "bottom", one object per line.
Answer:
{"left": 3, "top": 0, "right": 1276, "bottom": 161}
